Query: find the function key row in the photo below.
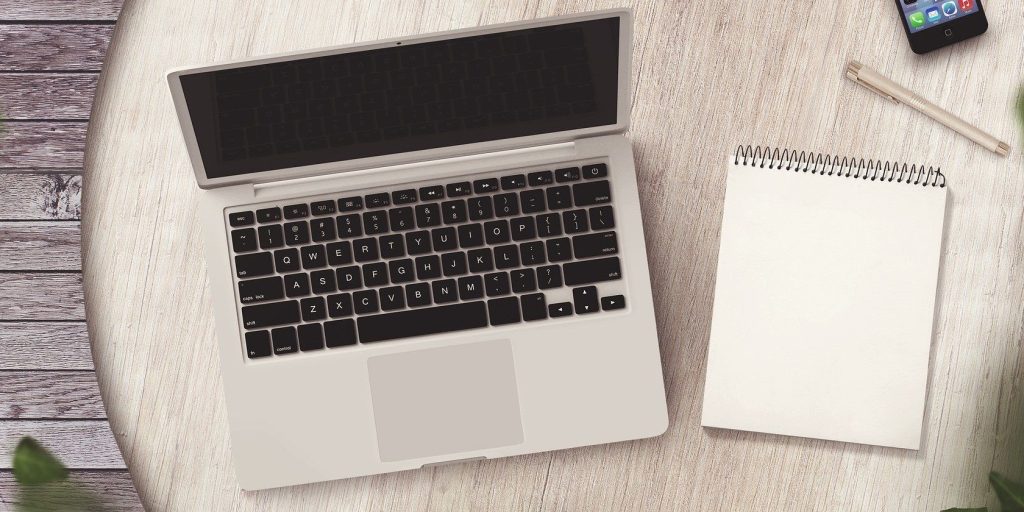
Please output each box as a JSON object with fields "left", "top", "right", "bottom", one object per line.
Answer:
{"left": 240, "top": 163, "right": 608, "bottom": 224}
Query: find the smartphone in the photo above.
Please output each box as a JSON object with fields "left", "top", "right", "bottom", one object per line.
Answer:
{"left": 896, "top": 0, "right": 988, "bottom": 54}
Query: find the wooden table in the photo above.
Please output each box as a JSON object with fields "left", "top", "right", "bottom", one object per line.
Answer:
{"left": 82, "top": 1, "right": 1024, "bottom": 510}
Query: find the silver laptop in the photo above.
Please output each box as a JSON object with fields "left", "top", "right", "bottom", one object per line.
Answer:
{"left": 167, "top": 9, "right": 666, "bottom": 490}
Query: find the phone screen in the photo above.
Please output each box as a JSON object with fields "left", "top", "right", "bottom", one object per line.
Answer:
{"left": 900, "top": 0, "right": 980, "bottom": 33}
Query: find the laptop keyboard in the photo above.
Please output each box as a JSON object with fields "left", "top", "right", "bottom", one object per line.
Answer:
{"left": 227, "top": 162, "right": 625, "bottom": 359}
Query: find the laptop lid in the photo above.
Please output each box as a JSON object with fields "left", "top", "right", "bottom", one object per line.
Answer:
{"left": 167, "top": 9, "right": 631, "bottom": 189}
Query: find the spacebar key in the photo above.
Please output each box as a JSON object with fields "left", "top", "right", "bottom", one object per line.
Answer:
{"left": 358, "top": 302, "right": 488, "bottom": 343}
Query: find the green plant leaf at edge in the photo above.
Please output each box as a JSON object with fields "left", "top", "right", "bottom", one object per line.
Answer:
{"left": 11, "top": 437, "right": 68, "bottom": 485}
{"left": 991, "top": 471, "right": 1024, "bottom": 512}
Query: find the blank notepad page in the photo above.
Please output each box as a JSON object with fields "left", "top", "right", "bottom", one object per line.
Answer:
{"left": 701, "top": 153, "right": 947, "bottom": 449}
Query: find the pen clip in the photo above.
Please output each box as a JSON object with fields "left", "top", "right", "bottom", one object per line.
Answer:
{"left": 852, "top": 77, "right": 900, "bottom": 105}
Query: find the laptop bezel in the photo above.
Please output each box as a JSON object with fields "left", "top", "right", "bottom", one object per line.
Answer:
{"left": 166, "top": 9, "right": 632, "bottom": 189}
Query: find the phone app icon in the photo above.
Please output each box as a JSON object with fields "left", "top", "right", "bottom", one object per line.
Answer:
{"left": 909, "top": 11, "right": 926, "bottom": 28}
{"left": 942, "top": 1, "right": 958, "bottom": 16}
{"left": 926, "top": 7, "right": 941, "bottom": 22}
{"left": 959, "top": 0, "right": 973, "bottom": 10}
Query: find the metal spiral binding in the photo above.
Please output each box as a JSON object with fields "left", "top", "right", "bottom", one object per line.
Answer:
{"left": 733, "top": 145, "right": 945, "bottom": 188}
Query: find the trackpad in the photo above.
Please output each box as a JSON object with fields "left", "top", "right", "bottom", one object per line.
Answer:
{"left": 367, "top": 340, "right": 524, "bottom": 462}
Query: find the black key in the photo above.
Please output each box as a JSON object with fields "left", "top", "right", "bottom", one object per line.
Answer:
{"left": 284, "top": 221, "right": 310, "bottom": 245}
{"left": 555, "top": 167, "right": 581, "bottom": 183}
{"left": 242, "top": 300, "right": 300, "bottom": 329}
{"left": 338, "top": 196, "right": 363, "bottom": 211}
{"left": 310, "top": 218, "right": 336, "bottom": 242}
{"left": 336, "top": 266, "right": 362, "bottom": 290}
{"left": 521, "top": 293, "right": 547, "bottom": 321}
{"left": 272, "top": 326, "right": 299, "bottom": 354}
{"left": 416, "top": 255, "right": 441, "bottom": 280}
{"left": 573, "top": 286, "right": 599, "bottom": 314}
{"left": 326, "top": 241, "right": 352, "bottom": 265}
{"left": 363, "top": 262, "right": 388, "bottom": 287}
{"left": 336, "top": 214, "right": 363, "bottom": 238}
{"left": 245, "top": 331, "right": 272, "bottom": 358}
{"left": 446, "top": 181, "right": 472, "bottom": 197}
{"left": 493, "top": 193, "right": 519, "bottom": 217}
{"left": 274, "top": 248, "right": 300, "bottom": 273}
{"left": 301, "top": 296, "right": 327, "bottom": 321}
{"left": 520, "top": 189, "right": 545, "bottom": 214}
{"left": 468, "top": 196, "right": 493, "bottom": 220}
{"left": 549, "top": 302, "right": 572, "bottom": 318}
{"left": 563, "top": 256, "right": 622, "bottom": 286}
{"left": 298, "top": 323, "right": 324, "bottom": 351}
{"left": 582, "top": 163, "right": 608, "bottom": 179}
{"left": 602, "top": 295, "right": 626, "bottom": 311}
{"left": 284, "top": 204, "right": 309, "bottom": 219}
{"left": 301, "top": 245, "right": 327, "bottom": 269}
{"left": 520, "top": 241, "right": 546, "bottom": 266}
{"left": 284, "top": 273, "right": 310, "bottom": 297}
{"left": 363, "top": 210, "right": 389, "bottom": 235}
{"left": 474, "top": 178, "right": 499, "bottom": 194}
{"left": 572, "top": 180, "right": 611, "bottom": 206}
{"left": 415, "top": 203, "right": 441, "bottom": 228}
{"left": 458, "top": 223, "right": 484, "bottom": 248}
{"left": 389, "top": 258, "right": 415, "bottom": 283}
{"left": 458, "top": 275, "right": 484, "bottom": 300}
{"left": 257, "top": 207, "right": 282, "bottom": 223}
{"left": 546, "top": 237, "right": 571, "bottom": 262}
{"left": 510, "top": 268, "right": 537, "bottom": 293}
{"left": 235, "top": 252, "right": 274, "bottom": 278}
{"left": 537, "top": 265, "right": 562, "bottom": 289}
{"left": 405, "top": 231, "right": 432, "bottom": 255}
{"left": 258, "top": 225, "right": 285, "bottom": 249}
{"left": 546, "top": 186, "right": 572, "bottom": 209}
{"left": 468, "top": 248, "right": 493, "bottom": 273}
{"left": 238, "top": 276, "right": 284, "bottom": 304}
{"left": 494, "top": 245, "right": 519, "bottom": 269}
{"left": 392, "top": 189, "right": 417, "bottom": 205}
{"left": 432, "top": 227, "right": 457, "bottom": 251}
{"left": 311, "top": 200, "right": 336, "bottom": 216}
{"left": 365, "top": 192, "right": 390, "bottom": 208}
{"left": 357, "top": 301, "right": 488, "bottom": 343}
{"left": 488, "top": 297, "right": 520, "bottom": 326}
{"left": 353, "top": 238, "right": 379, "bottom": 262}
{"left": 563, "top": 209, "right": 589, "bottom": 234}
{"left": 311, "top": 269, "right": 336, "bottom": 294}
{"left": 510, "top": 217, "right": 536, "bottom": 241}
{"left": 405, "top": 283, "right": 432, "bottom": 307}
{"left": 573, "top": 232, "right": 618, "bottom": 258}
{"left": 419, "top": 185, "right": 444, "bottom": 201}
{"left": 324, "top": 319, "right": 357, "bottom": 347}
{"left": 379, "top": 286, "right": 405, "bottom": 311}
{"left": 433, "top": 279, "right": 459, "bottom": 303}
{"left": 501, "top": 174, "right": 527, "bottom": 190}
{"left": 536, "top": 213, "right": 562, "bottom": 237}
{"left": 442, "top": 252, "right": 468, "bottom": 276}
{"left": 441, "top": 200, "right": 467, "bottom": 224}
{"left": 379, "top": 234, "right": 405, "bottom": 259}
{"left": 589, "top": 206, "right": 615, "bottom": 230}
{"left": 485, "top": 271, "right": 511, "bottom": 296}
{"left": 232, "top": 228, "right": 257, "bottom": 252}
{"left": 484, "top": 220, "right": 510, "bottom": 244}
{"left": 230, "top": 211, "right": 255, "bottom": 227}
{"left": 327, "top": 293, "right": 353, "bottom": 318}
{"left": 528, "top": 170, "right": 554, "bottom": 186}
{"left": 389, "top": 207, "right": 414, "bottom": 231}
{"left": 354, "top": 290, "right": 379, "bottom": 314}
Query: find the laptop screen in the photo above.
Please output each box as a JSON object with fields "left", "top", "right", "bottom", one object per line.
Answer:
{"left": 178, "top": 17, "right": 621, "bottom": 180}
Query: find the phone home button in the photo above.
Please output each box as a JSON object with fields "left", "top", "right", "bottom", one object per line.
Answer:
{"left": 944, "top": 28, "right": 954, "bottom": 37}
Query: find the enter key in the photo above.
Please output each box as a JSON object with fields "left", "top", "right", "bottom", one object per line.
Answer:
{"left": 572, "top": 232, "right": 618, "bottom": 258}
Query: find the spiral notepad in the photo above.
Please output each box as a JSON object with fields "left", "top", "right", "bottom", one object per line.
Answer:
{"left": 700, "top": 146, "right": 948, "bottom": 449}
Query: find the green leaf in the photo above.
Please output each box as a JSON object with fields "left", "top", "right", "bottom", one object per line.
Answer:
{"left": 1017, "top": 88, "right": 1024, "bottom": 133}
{"left": 11, "top": 437, "right": 67, "bottom": 485}
{"left": 991, "top": 471, "right": 1024, "bottom": 512}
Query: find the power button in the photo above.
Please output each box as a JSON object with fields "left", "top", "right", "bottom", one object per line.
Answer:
{"left": 944, "top": 28, "right": 954, "bottom": 37}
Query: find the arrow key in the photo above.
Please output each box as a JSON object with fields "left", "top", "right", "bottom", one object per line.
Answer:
{"left": 573, "top": 286, "right": 599, "bottom": 315}
{"left": 601, "top": 295, "right": 626, "bottom": 311}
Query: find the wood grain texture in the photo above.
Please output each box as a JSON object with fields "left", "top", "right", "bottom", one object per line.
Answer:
{"left": 0, "top": 273, "right": 84, "bottom": 321}
{"left": 0, "top": 470, "right": 142, "bottom": 512}
{"left": 0, "top": 74, "right": 98, "bottom": 119}
{"left": 0, "top": 371, "right": 104, "bottom": 419}
{"left": 0, "top": 322, "right": 93, "bottom": 370}
{"left": 0, "top": 222, "right": 81, "bottom": 270}
{"left": 0, "top": 123, "right": 87, "bottom": 168}
{"left": 0, "top": 174, "right": 82, "bottom": 220}
{"left": 0, "top": 421, "right": 125, "bottom": 469}
{"left": 82, "top": 0, "right": 1024, "bottom": 510}
{"left": 0, "top": 0, "right": 123, "bottom": 21}
{"left": 0, "top": 25, "right": 114, "bottom": 71}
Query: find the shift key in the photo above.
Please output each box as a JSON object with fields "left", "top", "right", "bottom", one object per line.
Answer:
{"left": 242, "top": 300, "right": 300, "bottom": 329}
{"left": 563, "top": 256, "right": 622, "bottom": 286}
